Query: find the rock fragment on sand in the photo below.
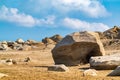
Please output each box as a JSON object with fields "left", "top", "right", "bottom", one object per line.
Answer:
{"left": 108, "top": 66, "right": 120, "bottom": 76}
{"left": 83, "top": 69, "right": 97, "bottom": 76}
{"left": 0, "top": 73, "right": 8, "bottom": 78}
{"left": 48, "top": 64, "right": 69, "bottom": 72}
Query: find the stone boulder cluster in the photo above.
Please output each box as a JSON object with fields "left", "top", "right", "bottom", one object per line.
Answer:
{"left": 0, "top": 34, "right": 63, "bottom": 51}
{"left": 50, "top": 26, "right": 120, "bottom": 76}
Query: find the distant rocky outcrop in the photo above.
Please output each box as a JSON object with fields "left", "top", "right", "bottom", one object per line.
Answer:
{"left": 0, "top": 39, "right": 43, "bottom": 51}
{"left": 42, "top": 34, "right": 63, "bottom": 44}
{"left": 50, "top": 34, "right": 63, "bottom": 43}
{"left": 1, "top": 26, "right": 120, "bottom": 52}
{"left": 42, "top": 37, "right": 55, "bottom": 44}
{"left": 95, "top": 26, "right": 120, "bottom": 51}
{"left": 103, "top": 26, "right": 120, "bottom": 39}
{"left": 0, "top": 43, "right": 9, "bottom": 50}
{"left": 0, "top": 34, "right": 63, "bottom": 51}
{"left": 52, "top": 31, "right": 105, "bottom": 66}
{"left": 16, "top": 39, "right": 24, "bottom": 44}
{"left": 42, "top": 34, "right": 63, "bottom": 50}
{"left": 97, "top": 26, "right": 120, "bottom": 39}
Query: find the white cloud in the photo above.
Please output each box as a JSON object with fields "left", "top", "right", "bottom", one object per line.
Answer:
{"left": 63, "top": 18, "right": 109, "bottom": 32}
{"left": 23, "top": 0, "right": 109, "bottom": 18}
{"left": 52, "top": 0, "right": 109, "bottom": 18}
{"left": 0, "top": 6, "right": 55, "bottom": 27}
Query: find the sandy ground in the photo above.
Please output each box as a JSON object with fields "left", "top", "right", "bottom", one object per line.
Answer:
{"left": 0, "top": 50, "right": 119, "bottom": 80}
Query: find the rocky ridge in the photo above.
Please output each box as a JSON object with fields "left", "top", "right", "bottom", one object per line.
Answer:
{"left": 0, "top": 34, "right": 63, "bottom": 51}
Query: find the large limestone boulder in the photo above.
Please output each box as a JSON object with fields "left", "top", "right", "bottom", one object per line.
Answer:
{"left": 52, "top": 31, "right": 105, "bottom": 66}
{"left": 90, "top": 53, "right": 120, "bottom": 70}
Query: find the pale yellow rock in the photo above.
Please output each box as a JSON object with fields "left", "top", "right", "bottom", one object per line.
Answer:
{"left": 0, "top": 73, "right": 8, "bottom": 78}
{"left": 83, "top": 69, "right": 97, "bottom": 76}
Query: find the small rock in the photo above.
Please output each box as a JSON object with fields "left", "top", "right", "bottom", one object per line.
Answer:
{"left": 50, "top": 34, "right": 63, "bottom": 43}
{"left": 25, "top": 40, "right": 37, "bottom": 45}
{"left": 42, "top": 37, "right": 55, "bottom": 44}
{"left": 52, "top": 31, "right": 105, "bottom": 66}
{"left": 83, "top": 69, "right": 97, "bottom": 76}
{"left": 48, "top": 64, "right": 69, "bottom": 72}
{"left": 6, "top": 59, "right": 17, "bottom": 65}
{"left": 16, "top": 39, "right": 24, "bottom": 44}
{"left": 22, "top": 45, "right": 31, "bottom": 51}
{"left": 0, "top": 44, "right": 8, "bottom": 50}
{"left": 1, "top": 41, "right": 7, "bottom": 44}
{"left": 24, "top": 57, "right": 30, "bottom": 62}
{"left": 108, "top": 66, "right": 120, "bottom": 76}
{"left": 0, "top": 73, "right": 8, "bottom": 78}
{"left": 0, "top": 59, "right": 17, "bottom": 65}
{"left": 13, "top": 44, "right": 23, "bottom": 50}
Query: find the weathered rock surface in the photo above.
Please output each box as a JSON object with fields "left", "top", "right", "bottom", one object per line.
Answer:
{"left": 48, "top": 64, "right": 69, "bottom": 72}
{"left": 108, "top": 66, "right": 120, "bottom": 76}
{"left": 52, "top": 31, "right": 105, "bottom": 66}
{"left": 102, "top": 39, "right": 120, "bottom": 51}
{"left": 45, "top": 44, "right": 55, "bottom": 50}
{"left": 83, "top": 69, "right": 97, "bottom": 76}
{"left": 90, "top": 53, "right": 120, "bottom": 70}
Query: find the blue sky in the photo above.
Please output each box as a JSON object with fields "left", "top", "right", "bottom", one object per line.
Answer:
{"left": 0, "top": 0, "right": 120, "bottom": 41}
